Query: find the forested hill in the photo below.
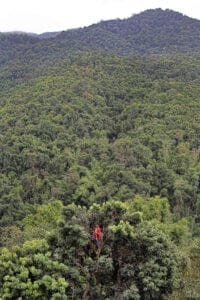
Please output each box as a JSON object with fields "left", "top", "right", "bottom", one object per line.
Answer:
{"left": 56, "top": 8, "right": 200, "bottom": 55}
{"left": 1, "top": 52, "right": 200, "bottom": 298}
{"left": 1, "top": 8, "right": 200, "bottom": 62}
{"left": 0, "top": 8, "right": 200, "bottom": 300}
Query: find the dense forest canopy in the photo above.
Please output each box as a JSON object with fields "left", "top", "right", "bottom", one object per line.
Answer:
{"left": 0, "top": 8, "right": 200, "bottom": 299}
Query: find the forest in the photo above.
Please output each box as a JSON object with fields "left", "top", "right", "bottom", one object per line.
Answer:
{"left": 0, "top": 8, "right": 200, "bottom": 300}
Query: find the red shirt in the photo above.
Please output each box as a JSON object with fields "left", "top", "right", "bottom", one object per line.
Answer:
{"left": 93, "top": 226, "right": 102, "bottom": 240}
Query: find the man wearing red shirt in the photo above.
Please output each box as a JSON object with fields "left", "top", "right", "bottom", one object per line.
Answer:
{"left": 92, "top": 224, "right": 102, "bottom": 249}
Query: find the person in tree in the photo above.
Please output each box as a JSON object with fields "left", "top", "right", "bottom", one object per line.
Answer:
{"left": 92, "top": 224, "right": 102, "bottom": 249}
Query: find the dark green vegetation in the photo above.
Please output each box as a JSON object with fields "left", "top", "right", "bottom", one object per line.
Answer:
{"left": 0, "top": 8, "right": 200, "bottom": 299}
{"left": 1, "top": 8, "right": 200, "bottom": 66}
{"left": 56, "top": 8, "right": 200, "bottom": 55}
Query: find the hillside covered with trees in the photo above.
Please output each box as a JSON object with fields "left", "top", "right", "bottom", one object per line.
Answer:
{"left": 0, "top": 8, "right": 200, "bottom": 299}
{"left": 1, "top": 8, "right": 200, "bottom": 65}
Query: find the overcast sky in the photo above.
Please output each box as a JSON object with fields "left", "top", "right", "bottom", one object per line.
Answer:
{"left": 0, "top": 0, "right": 200, "bottom": 34}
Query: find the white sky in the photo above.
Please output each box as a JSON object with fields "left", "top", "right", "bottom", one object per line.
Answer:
{"left": 0, "top": 0, "right": 200, "bottom": 34}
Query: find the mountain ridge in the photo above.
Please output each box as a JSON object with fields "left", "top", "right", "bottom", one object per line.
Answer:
{"left": 1, "top": 8, "right": 200, "bottom": 37}
{"left": 0, "top": 8, "right": 200, "bottom": 57}
{"left": 0, "top": 9, "right": 200, "bottom": 73}
{"left": 56, "top": 8, "right": 200, "bottom": 55}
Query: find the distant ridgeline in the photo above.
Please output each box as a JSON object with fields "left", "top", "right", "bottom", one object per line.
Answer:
{"left": 0, "top": 8, "right": 200, "bottom": 300}
{"left": 0, "top": 8, "right": 200, "bottom": 63}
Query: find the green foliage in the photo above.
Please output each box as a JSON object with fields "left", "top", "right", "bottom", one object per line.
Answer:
{"left": 0, "top": 239, "right": 68, "bottom": 299}
{"left": 169, "top": 238, "right": 200, "bottom": 299}
{"left": 127, "top": 195, "right": 172, "bottom": 223}
{"left": 48, "top": 199, "right": 182, "bottom": 299}
{"left": 0, "top": 225, "right": 23, "bottom": 248}
{"left": 0, "top": 53, "right": 200, "bottom": 233}
{"left": 1, "top": 52, "right": 200, "bottom": 229}
{"left": 126, "top": 196, "right": 191, "bottom": 245}
{"left": 0, "top": 13, "right": 200, "bottom": 298}
{"left": 23, "top": 200, "right": 63, "bottom": 240}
